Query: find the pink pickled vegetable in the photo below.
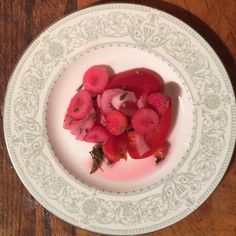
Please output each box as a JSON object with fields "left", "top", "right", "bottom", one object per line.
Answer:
{"left": 100, "top": 88, "right": 123, "bottom": 114}
{"left": 84, "top": 125, "right": 111, "bottom": 143}
{"left": 147, "top": 93, "right": 170, "bottom": 114}
{"left": 63, "top": 114, "right": 74, "bottom": 130}
{"left": 68, "top": 108, "right": 96, "bottom": 140}
{"left": 111, "top": 91, "right": 137, "bottom": 110}
{"left": 106, "top": 110, "right": 128, "bottom": 136}
{"left": 63, "top": 65, "right": 172, "bottom": 173}
{"left": 131, "top": 108, "right": 160, "bottom": 135}
{"left": 67, "top": 90, "right": 92, "bottom": 119}
{"left": 83, "top": 65, "right": 110, "bottom": 94}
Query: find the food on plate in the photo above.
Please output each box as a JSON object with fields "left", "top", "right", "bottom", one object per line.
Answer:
{"left": 63, "top": 65, "right": 172, "bottom": 173}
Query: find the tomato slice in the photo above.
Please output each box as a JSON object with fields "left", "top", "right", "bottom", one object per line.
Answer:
{"left": 103, "top": 133, "right": 128, "bottom": 163}
{"left": 128, "top": 99, "right": 172, "bottom": 159}
{"left": 127, "top": 131, "right": 151, "bottom": 158}
{"left": 106, "top": 68, "right": 163, "bottom": 98}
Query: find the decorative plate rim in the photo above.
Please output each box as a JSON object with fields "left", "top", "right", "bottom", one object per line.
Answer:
{"left": 4, "top": 3, "right": 236, "bottom": 235}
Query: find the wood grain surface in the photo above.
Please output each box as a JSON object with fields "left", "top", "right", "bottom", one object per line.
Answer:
{"left": 0, "top": 0, "right": 236, "bottom": 235}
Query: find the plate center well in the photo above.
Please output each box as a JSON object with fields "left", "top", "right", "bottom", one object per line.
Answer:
{"left": 46, "top": 44, "right": 194, "bottom": 192}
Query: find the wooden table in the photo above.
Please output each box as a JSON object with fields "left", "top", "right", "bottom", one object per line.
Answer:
{"left": 1, "top": 0, "right": 236, "bottom": 235}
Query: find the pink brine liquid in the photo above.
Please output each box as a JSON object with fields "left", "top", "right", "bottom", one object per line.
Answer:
{"left": 84, "top": 152, "right": 166, "bottom": 181}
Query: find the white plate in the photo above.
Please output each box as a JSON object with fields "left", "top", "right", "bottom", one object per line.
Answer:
{"left": 4, "top": 3, "right": 236, "bottom": 235}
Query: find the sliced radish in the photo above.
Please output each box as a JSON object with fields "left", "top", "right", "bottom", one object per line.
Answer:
{"left": 67, "top": 108, "right": 96, "bottom": 140}
{"left": 84, "top": 125, "right": 111, "bottom": 143}
{"left": 100, "top": 88, "right": 123, "bottom": 114}
{"left": 137, "top": 96, "right": 147, "bottom": 108}
{"left": 131, "top": 108, "right": 160, "bottom": 135}
{"left": 68, "top": 118, "right": 84, "bottom": 135}
{"left": 147, "top": 93, "right": 170, "bottom": 114}
{"left": 83, "top": 65, "right": 110, "bottom": 94}
{"left": 63, "top": 114, "right": 74, "bottom": 130}
{"left": 75, "top": 116, "right": 95, "bottom": 140}
{"left": 111, "top": 91, "right": 137, "bottom": 110}
{"left": 67, "top": 90, "right": 92, "bottom": 119}
{"left": 106, "top": 110, "right": 128, "bottom": 136}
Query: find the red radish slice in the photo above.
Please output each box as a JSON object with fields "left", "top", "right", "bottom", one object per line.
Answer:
{"left": 128, "top": 131, "right": 151, "bottom": 157}
{"left": 131, "top": 108, "right": 160, "bottom": 135}
{"left": 137, "top": 96, "right": 147, "bottom": 108}
{"left": 106, "top": 68, "right": 163, "bottom": 97}
{"left": 67, "top": 108, "right": 96, "bottom": 140}
{"left": 68, "top": 119, "right": 83, "bottom": 135}
{"left": 119, "top": 101, "right": 138, "bottom": 117}
{"left": 111, "top": 91, "right": 137, "bottom": 110}
{"left": 103, "top": 133, "right": 128, "bottom": 163}
{"left": 147, "top": 93, "right": 170, "bottom": 114}
{"left": 84, "top": 125, "right": 111, "bottom": 143}
{"left": 106, "top": 110, "right": 128, "bottom": 136}
{"left": 83, "top": 65, "right": 110, "bottom": 94}
{"left": 75, "top": 115, "right": 96, "bottom": 140}
{"left": 63, "top": 114, "right": 74, "bottom": 130}
{"left": 100, "top": 88, "right": 123, "bottom": 114}
{"left": 67, "top": 90, "right": 92, "bottom": 119}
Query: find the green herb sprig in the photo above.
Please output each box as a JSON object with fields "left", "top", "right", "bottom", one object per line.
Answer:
{"left": 90, "top": 143, "right": 104, "bottom": 174}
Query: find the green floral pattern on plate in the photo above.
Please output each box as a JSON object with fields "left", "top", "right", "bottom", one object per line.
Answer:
{"left": 4, "top": 4, "right": 235, "bottom": 235}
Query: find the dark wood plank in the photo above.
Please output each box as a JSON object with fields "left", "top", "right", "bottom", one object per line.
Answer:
{"left": 0, "top": 0, "right": 235, "bottom": 236}
{"left": 0, "top": 1, "right": 77, "bottom": 236}
{"left": 0, "top": 1, "right": 38, "bottom": 234}
{"left": 77, "top": 0, "right": 101, "bottom": 9}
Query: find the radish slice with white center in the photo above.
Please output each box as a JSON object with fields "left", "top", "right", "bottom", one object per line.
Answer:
{"left": 100, "top": 88, "right": 123, "bottom": 114}
{"left": 111, "top": 91, "right": 137, "bottom": 110}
